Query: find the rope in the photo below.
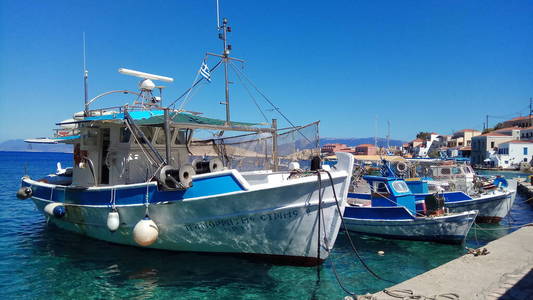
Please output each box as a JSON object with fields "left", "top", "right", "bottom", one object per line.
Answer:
{"left": 324, "top": 170, "right": 396, "bottom": 284}
{"left": 177, "top": 63, "right": 203, "bottom": 112}
{"left": 314, "top": 170, "right": 359, "bottom": 298}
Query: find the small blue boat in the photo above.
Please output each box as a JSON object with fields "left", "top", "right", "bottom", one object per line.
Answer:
{"left": 344, "top": 176, "right": 477, "bottom": 244}
{"left": 378, "top": 160, "right": 517, "bottom": 223}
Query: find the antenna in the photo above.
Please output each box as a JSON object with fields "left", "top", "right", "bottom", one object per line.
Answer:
{"left": 83, "top": 32, "right": 89, "bottom": 116}
{"left": 387, "top": 120, "right": 390, "bottom": 149}
{"left": 216, "top": 0, "right": 220, "bottom": 29}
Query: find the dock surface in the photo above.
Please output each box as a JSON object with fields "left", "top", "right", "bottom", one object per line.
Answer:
{"left": 368, "top": 226, "right": 533, "bottom": 299}
{"left": 517, "top": 178, "right": 533, "bottom": 205}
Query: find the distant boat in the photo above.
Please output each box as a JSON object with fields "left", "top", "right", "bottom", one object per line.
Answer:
{"left": 344, "top": 176, "right": 477, "bottom": 244}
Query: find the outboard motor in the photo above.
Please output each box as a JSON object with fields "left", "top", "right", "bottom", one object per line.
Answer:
{"left": 424, "top": 193, "right": 445, "bottom": 216}
{"left": 310, "top": 156, "right": 321, "bottom": 171}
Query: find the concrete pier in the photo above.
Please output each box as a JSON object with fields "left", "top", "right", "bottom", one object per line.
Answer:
{"left": 517, "top": 178, "right": 533, "bottom": 205}
{"left": 366, "top": 226, "right": 533, "bottom": 300}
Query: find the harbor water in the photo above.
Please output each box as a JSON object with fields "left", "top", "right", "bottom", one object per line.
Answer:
{"left": 1, "top": 152, "right": 532, "bottom": 299}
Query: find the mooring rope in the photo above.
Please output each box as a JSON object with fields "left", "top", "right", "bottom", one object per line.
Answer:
{"left": 324, "top": 170, "right": 396, "bottom": 284}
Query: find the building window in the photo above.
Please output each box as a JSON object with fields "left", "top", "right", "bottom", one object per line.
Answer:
{"left": 491, "top": 142, "right": 495, "bottom": 148}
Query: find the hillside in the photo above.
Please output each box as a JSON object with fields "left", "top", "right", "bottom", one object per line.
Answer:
{"left": 320, "top": 137, "right": 404, "bottom": 148}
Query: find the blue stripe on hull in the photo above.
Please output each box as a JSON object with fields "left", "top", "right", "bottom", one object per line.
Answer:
{"left": 23, "top": 173, "right": 245, "bottom": 205}
{"left": 345, "top": 231, "right": 466, "bottom": 244}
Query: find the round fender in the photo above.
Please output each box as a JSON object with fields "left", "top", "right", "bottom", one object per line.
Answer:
{"left": 44, "top": 202, "right": 65, "bottom": 218}
{"left": 209, "top": 158, "right": 224, "bottom": 172}
{"left": 133, "top": 217, "right": 159, "bottom": 246}
{"left": 16, "top": 187, "right": 32, "bottom": 199}
{"left": 179, "top": 165, "right": 195, "bottom": 188}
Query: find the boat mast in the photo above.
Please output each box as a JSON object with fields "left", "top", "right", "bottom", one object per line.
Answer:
{"left": 207, "top": 3, "right": 243, "bottom": 125}
{"left": 83, "top": 32, "right": 89, "bottom": 116}
{"left": 220, "top": 18, "right": 231, "bottom": 125}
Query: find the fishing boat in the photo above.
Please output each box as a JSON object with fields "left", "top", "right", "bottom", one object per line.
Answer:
{"left": 373, "top": 160, "right": 517, "bottom": 223}
{"left": 344, "top": 176, "right": 477, "bottom": 243}
{"left": 16, "top": 16, "right": 354, "bottom": 266}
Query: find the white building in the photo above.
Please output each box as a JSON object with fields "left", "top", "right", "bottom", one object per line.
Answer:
{"left": 415, "top": 133, "right": 441, "bottom": 157}
{"left": 490, "top": 140, "right": 533, "bottom": 169}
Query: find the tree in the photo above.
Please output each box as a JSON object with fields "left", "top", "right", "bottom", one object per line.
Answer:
{"left": 416, "top": 132, "right": 432, "bottom": 140}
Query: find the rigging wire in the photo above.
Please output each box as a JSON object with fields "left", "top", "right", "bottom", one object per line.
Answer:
{"left": 229, "top": 62, "right": 270, "bottom": 123}
{"left": 167, "top": 60, "right": 223, "bottom": 109}
{"left": 229, "top": 61, "right": 314, "bottom": 145}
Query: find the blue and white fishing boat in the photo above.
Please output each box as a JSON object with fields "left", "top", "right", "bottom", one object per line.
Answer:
{"left": 16, "top": 17, "right": 354, "bottom": 266}
{"left": 344, "top": 176, "right": 477, "bottom": 243}
{"left": 407, "top": 178, "right": 517, "bottom": 223}
{"left": 374, "top": 160, "right": 517, "bottom": 223}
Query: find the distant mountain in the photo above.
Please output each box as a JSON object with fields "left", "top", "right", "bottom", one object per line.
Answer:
{"left": 320, "top": 137, "right": 405, "bottom": 148}
{"left": 0, "top": 139, "right": 73, "bottom": 153}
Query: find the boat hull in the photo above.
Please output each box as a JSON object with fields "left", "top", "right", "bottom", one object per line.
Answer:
{"left": 343, "top": 207, "right": 477, "bottom": 244}
{"left": 21, "top": 154, "right": 354, "bottom": 266}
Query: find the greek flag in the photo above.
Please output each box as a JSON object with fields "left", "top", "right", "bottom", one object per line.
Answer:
{"left": 200, "top": 61, "right": 211, "bottom": 82}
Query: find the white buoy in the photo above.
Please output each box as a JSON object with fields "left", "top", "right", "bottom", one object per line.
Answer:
{"left": 133, "top": 217, "right": 159, "bottom": 246}
{"left": 288, "top": 162, "right": 300, "bottom": 171}
{"left": 377, "top": 250, "right": 385, "bottom": 256}
{"left": 44, "top": 202, "right": 65, "bottom": 218}
{"left": 107, "top": 210, "right": 120, "bottom": 232}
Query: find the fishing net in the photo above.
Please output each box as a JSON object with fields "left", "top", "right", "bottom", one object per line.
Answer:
{"left": 188, "top": 122, "right": 320, "bottom": 171}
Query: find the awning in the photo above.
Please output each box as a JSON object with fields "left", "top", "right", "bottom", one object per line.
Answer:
{"left": 65, "top": 110, "right": 262, "bottom": 128}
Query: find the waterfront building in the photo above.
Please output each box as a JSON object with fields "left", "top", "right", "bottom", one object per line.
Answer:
{"left": 354, "top": 144, "right": 377, "bottom": 155}
{"left": 470, "top": 133, "right": 515, "bottom": 166}
{"left": 490, "top": 140, "right": 533, "bottom": 169}
{"left": 321, "top": 143, "right": 353, "bottom": 154}
{"left": 501, "top": 116, "right": 533, "bottom": 128}
{"left": 447, "top": 129, "right": 481, "bottom": 148}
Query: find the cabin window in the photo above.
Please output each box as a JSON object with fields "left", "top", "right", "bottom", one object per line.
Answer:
{"left": 441, "top": 168, "right": 451, "bottom": 175}
{"left": 83, "top": 129, "right": 98, "bottom": 146}
{"left": 156, "top": 128, "right": 175, "bottom": 145}
{"left": 524, "top": 147, "right": 528, "bottom": 155}
{"left": 391, "top": 181, "right": 409, "bottom": 193}
{"left": 135, "top": 127, "right": 155, "bottom": 144}
{"left": 452, "top": 167, "right": 461, "bottom": 175}
{"left": 120, "top": 128, "right": 131, "bottom": 143}
{"left": 174, "top": 129, "right": 188, "bottom": 145}
{"left": 374, "top": 182, "right": 389, "bottom": 194}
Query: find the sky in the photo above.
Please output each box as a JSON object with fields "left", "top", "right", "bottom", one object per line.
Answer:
{"left": 0, "top": 0, "right": 532, "bottom": 142}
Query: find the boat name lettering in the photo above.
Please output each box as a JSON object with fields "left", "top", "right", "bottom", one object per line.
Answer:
{"left": 184, "top": 210, "right": 299, "bottom": 232}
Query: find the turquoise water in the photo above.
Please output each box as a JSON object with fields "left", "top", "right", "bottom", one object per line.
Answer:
{"left": 1, "top": 152, "right": 532, "bottom": 299}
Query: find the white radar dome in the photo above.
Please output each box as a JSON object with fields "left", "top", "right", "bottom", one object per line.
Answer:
{"left": 139, "top": 79, "right": 155, "bottom": 91}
